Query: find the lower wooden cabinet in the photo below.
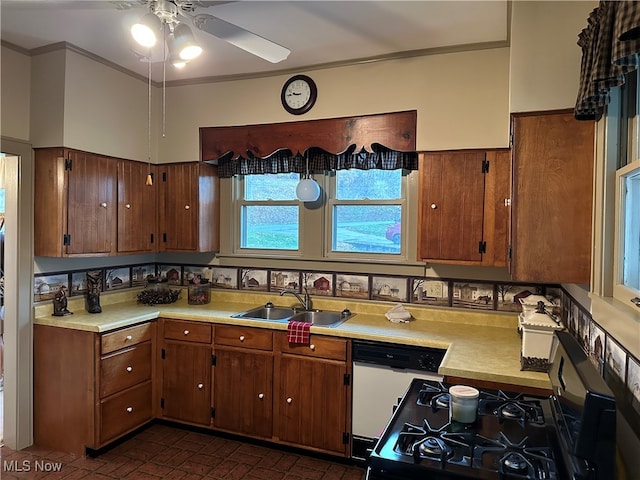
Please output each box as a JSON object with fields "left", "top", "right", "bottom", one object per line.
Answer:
{"left": 274, "top": 334, "right": 352, "bottom": 456}
{"left": 34, "top": 319, "right": 351, "bottom": 458}
{"left": 160, "top": 319, "right": 213, "bottom": 426}
{"left": 213, "top": 326, "right": 274, "bottom": 438}
{"left": 33, "top": 322, "right": 155, "bottom": 455}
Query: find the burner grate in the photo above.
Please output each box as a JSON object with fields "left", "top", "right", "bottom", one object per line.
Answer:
{"left": 479, "top": 390, "right": 545, "bottom": 427}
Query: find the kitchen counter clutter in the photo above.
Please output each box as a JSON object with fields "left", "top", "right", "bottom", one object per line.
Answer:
{"left": 34, "top": 289, "right": 551, "bottom": 391}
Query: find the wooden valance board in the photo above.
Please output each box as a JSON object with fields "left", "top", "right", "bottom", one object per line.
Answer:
{"left": 199, "top": 110, "right": 417, "bottom": 163}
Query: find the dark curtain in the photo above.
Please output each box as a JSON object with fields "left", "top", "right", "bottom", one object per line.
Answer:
{"left": 217, "top": 144, "right": 418, "bottom": 178}
{"left": 575, "top": 1, "right": 640, "bottom": 120}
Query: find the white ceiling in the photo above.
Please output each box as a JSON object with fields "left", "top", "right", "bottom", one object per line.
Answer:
{"left": 1, "top": 0, "right": 509, "bottom": 84}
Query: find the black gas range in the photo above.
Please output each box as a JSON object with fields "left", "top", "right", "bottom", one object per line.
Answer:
{"left": 366, "top": 331, "right": 616, "bottom": 480}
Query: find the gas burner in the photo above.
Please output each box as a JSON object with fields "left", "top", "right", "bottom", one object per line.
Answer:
{"left": 433, "top": 393, "right": 450, "bottom": 409}
{"left": 473, "top": 432, "right": 558, "bottom": 480}
{"left": 502, "top": 451, "right": 529, "bottom": 471}
{"left": 416, "top": 382, "right": 449, "bottom": 408}
{"left": 479, "top": 390, "right": 545, "bottom": 426}
{"left": 393, "top": 419, "right": 474, "bottom": 468}
{"left": 417, "top": 436, "right": 452, "bottom": 460}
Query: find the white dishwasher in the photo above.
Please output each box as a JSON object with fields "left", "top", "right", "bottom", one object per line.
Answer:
{"left": 351, "top": 339, "right": 446, "bottom": 460}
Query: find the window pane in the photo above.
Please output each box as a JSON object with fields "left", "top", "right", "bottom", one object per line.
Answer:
{"left": 623, "top": 170, "right": 640, "bottom": 291}
{"left": 332, "top": 205, "right": 401, "bottom": 254}
{"left": 241, "top": 206, "right": 299, "bottom": 250}
{"left": 336, "top": 169, "right": 402, "bottom": 200}
{"left": 244, "top": 173, "right": 299, "bottom": 201}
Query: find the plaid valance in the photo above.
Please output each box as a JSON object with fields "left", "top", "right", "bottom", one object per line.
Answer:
{"left": 575, "top": 1, "right": 640, "bottom": 120}
{"left": 217, "top": 144, "right": 418, "bottom": 178}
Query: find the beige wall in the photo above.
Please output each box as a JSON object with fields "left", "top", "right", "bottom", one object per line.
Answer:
{"left": 0, "top": 45, "right": 31, "bottom": 141}
{"left": 509, "top": 0, "right": 597, "bottom": 112}
{"left": 63, "top": 50, "right": 155, "bottom": 162}
{"left": 30, "top": 49, "right": 66, "bottom": 148}
{"left": 161, "top": 48, "right": 511, "bottom": 163}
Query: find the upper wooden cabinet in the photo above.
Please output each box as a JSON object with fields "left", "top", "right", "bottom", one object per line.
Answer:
{"left": 158, "top": 162, "right": 219, "bottom": 253}
{"left": 35, "top": 148, "right": 117, "bottom": 257}
{"left": 417, "top": 149, "right": 510, "bottom": 266}
{"left": 117, "top": 159, "right": 157, "bottom": 254}
{"left": 510, "top": 111, "right": 595, "bottom": 284}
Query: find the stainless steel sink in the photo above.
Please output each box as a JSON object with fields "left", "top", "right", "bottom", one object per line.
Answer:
{"left": 291, "top": 310, "right": 353, "bottom": 328}
{"left": 231, "top": 305, "right": 297, "bottom": 321}
{"left": 231, "top": 303, "right": 354, "bottom": 327}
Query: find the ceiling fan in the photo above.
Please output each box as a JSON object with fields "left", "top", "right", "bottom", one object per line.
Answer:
{"left": 126, "top": 0, "right": 290, "bottom": 64}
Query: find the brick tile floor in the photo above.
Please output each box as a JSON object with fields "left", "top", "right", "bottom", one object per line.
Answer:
{"left": 0, "top": 423, "right": 366, "bottom": 480}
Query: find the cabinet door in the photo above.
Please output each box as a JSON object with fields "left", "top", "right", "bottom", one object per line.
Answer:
{"left": 418, "top": 151, "right": 486, "bottom": 263}
{"left": 214, "top": 347, "right": 273, "bottom": 438}
{"left": 276, "top": 355, "right": 349, "bottom": 455}
{"left": 66, "top": 150, "right": 117, "bottom": 255}
{"left": 160, "top": 163, "right": 199, "bottom": 251}
{"left": 117, "top": 160, "right": 157, "bottom": 253}
{"left": 482, "top": 150, "right": 511, "bottom": 268}
{"left": 161, "top": 341, "right": 212, "bottom": 426}
{"left": 511, "top": 112, "right": 594, "bottom": 283}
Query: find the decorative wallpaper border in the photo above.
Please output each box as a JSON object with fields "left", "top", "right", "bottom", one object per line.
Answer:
{"left": 33, "top": 262, "right": 639, "bottom": 426}
{"left": 34, "top": 262, "right": 557, "bottom": 313}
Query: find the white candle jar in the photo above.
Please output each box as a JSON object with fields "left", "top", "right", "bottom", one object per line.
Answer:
{"left": 449, "top": 385, "right": 480, "bottom": 424}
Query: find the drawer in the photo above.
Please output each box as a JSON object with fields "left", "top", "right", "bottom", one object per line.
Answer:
{"left": 100, "top": 342, "right": 152, "bottom": 398}
{"left": 215, "top": 325, "right": 273, "bottom": 350}
{"left": 164, "top": 319, "right": 212, "bottom": 343}
{"left": 100, "top": 381, "right": 152, "bottom": 444}
{"left": 101, "top": 322, "right": 152, "bottom": 355}
{"left": 277, "top": 333, "right": 347, "bottom": 361}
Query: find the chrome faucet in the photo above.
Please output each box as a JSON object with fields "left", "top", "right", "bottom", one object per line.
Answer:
{"left": 280, "top": 288, "right": 312, "bottom": 311}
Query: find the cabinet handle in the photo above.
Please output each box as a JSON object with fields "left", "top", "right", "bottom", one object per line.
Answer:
{"left": 126, "top": 407, "right": 133, "bottom": 413}
{"left": 431, "top": 203, "right": 437, "bottom": 209}
{"left": 239, "top": 335, "right": 245, "bottom": 342}
{"left": 101, "top": 202, "right": 107, "bottom": 208}
{"left": 198, "top": 383, "right": 204, "bottom": 389}
{"left": 504, "top": 198, "right": 512, "bottom": 207}
{"left": 310, "top": 344, "right": 316, "bottom": 351}
{"left": 258, "top": 393, "right": 264, "bottom": 399}
{"left": 126, "top": 366, "right": 133, "bottom": 372}
{"left": 184, "top": 205, "right": 190, "bottom": 210}
{"left": 286, "top": 397, "right": 292, "bottom": 404}
{"left": 184, "top": 330, "right": 190, "bottom": 335}
{"left": 125, "top": 203, "right": 131, "bottom": 209}
{"left": 125, "top": 335, "right": 133, "bottom": 341}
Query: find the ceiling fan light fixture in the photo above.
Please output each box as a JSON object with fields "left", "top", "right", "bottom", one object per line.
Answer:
{"left": 131, "top": 13, "right": 161, "bottom": 47}
{"left": 173, "top": 23, "right": 202, "bottom": 61}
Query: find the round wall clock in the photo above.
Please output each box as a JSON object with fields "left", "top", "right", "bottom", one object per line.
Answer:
{"left": 281, "top": 75, "right": 317, "bottom": 115}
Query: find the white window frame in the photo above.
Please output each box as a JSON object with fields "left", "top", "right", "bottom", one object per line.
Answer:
{"left": 234, "top": 174, "right": 303, "bottom": 256}
{"left": 324, "top": 169, "right": 408, "bottom": 262}
{"left": 595, "top": 69, "right": 640, "bottom": 308}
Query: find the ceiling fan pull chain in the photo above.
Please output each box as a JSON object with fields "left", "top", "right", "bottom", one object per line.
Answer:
{"left": 162, "top": 21, "right": 167, "bottom": 138}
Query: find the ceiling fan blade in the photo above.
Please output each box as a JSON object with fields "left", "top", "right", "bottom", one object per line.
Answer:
{"left": 192, "top": 13, "right": 290, "bottom": 63}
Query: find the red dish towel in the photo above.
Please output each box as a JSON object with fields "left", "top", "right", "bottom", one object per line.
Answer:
{"left": 287, "top": 321, "right": 311, "bottom": 345}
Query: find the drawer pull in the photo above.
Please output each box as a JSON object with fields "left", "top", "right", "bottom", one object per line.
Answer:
{"left": 183, "top": 330, "right": 190, "bottom": 336}
{"left": 258, "top": 393, "right": 264, "bottom": 399}
{"left": 101, "top": 202, "right": 107, "bottom": 208}
{"left": 125, "top": 335, "right": 133, "bottom": 341}
{"left": 431, "top": 203, "right": 437, "bottom": 209}
{"left": 125, "top": 203, "right": 131, "bottom": 209}
{"left": 198, "top": 383, "right": 204, "bottom": 389}
{"left": 310, "top": 344, "right": 316, "bottom": 351}
{"left": 126, "top": 407, "right": 133, "bottom": 413}
{"left": 239, "top": 335, "right": 245, "bottom": 342}
{"left": 126, "top": 366, "right": 133, "bottom": 372}
{"left": 184, "top": 205, "right": 190, "bottom": 210}
{"left": 286, "top": 397, "right": 292, "bottom": 404}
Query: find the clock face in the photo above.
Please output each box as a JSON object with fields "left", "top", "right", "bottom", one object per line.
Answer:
{"left": 281, "top": 75, "right": 317, "bottom": 115}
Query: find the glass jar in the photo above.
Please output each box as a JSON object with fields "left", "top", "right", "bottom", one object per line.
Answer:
{"left": 449, "top": 385, "right": 479, "bottom": 424}
{"left": 188, "top": 282, "right": 211, "bottom": 305}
